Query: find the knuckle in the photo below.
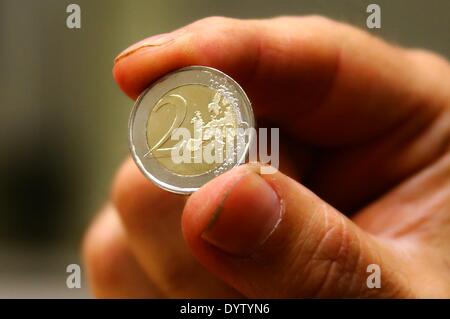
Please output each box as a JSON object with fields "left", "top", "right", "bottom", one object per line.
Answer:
{"left": 194, "top": 16, "right": 236, "bottom": 29}
{"left": 189, "top": 16, "right": 244, "bottom": 45}
{"left": 306, "top": 216, "right": 362, "bottom": 297}
{"left": 275, "top": 14, "right": 337, "bottom": 30}
{"left": 299, "top": 14, "right": 336, "bottom": 26}
{"left": 315, "top": 215, "right": 351, "bottom": 262}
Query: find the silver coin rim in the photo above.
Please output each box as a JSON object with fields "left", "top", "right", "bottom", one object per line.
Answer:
{"left": 128, "top": 65, "right": 255, "bottom": 195}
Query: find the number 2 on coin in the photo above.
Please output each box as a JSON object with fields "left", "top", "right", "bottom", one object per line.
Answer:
{"left": 145, "top": 94, "right": 187, "bottom": 157}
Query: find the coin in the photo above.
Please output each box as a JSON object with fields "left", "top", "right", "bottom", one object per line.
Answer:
{"left": 129, "top": 66, "right": 255, "bottom": 194}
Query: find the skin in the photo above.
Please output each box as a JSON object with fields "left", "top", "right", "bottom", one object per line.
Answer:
{"left": 83, "top": 16, "right": 450, "bottom": 298}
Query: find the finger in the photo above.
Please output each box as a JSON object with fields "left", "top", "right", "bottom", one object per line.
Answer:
{"left": 182, "top": 164, "right": 414, "bottom": 298}
{"left": 112, "top": 158, "right": 241, "bottom": 298}
{"left": 113, "top": 16, "right": 448, "bottom": 146}
{"left": 83, "top": 204, "right": 163, "bottom": 298}
{"left": 309, "top": 105, "right": 450, "bottom": 212}
{"left": 352, "top": 152, "right": 450, "bottom": 297}
{"left": 354, "top": 152, "right": 450, "bottom": 243}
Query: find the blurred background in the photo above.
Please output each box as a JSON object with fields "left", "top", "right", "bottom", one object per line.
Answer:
{"left": 0, "top": 0, "right": 448, "bottom": 298}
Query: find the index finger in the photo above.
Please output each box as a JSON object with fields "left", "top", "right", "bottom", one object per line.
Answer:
{"left": 113, "top": 16, "right": 448, "bottom": 146}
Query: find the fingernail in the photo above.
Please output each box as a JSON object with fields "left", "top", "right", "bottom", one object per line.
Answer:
{"left": 114, "top": 30, "right": 183, "bottom": 64}
{"left": 201, "top": 172, "right": 282, "bottom": 256}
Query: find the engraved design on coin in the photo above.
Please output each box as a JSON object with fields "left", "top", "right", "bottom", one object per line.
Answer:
{"left": 129, "top": 66, "right": 254, "bottom": 194}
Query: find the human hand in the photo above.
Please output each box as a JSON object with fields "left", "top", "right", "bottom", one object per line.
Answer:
{"left": 83, "top": 16, "right": 450, "bottom": 298}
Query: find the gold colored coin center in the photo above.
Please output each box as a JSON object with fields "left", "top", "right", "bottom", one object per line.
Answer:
{"left": 146, "top": 84, "right": 239, "bottom": 176}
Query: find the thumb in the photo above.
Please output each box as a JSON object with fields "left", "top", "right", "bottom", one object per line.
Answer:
{"left": 182, "top": 164, "right": 412, "bottom": 298}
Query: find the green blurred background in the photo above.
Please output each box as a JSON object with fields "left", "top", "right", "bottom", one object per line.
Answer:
{"left": 0, "top": 0, "right": 448, "bottom": 298}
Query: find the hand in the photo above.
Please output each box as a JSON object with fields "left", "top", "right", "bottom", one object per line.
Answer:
{"left": 83, "top": 16, "right": 450, "bottom": 298}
